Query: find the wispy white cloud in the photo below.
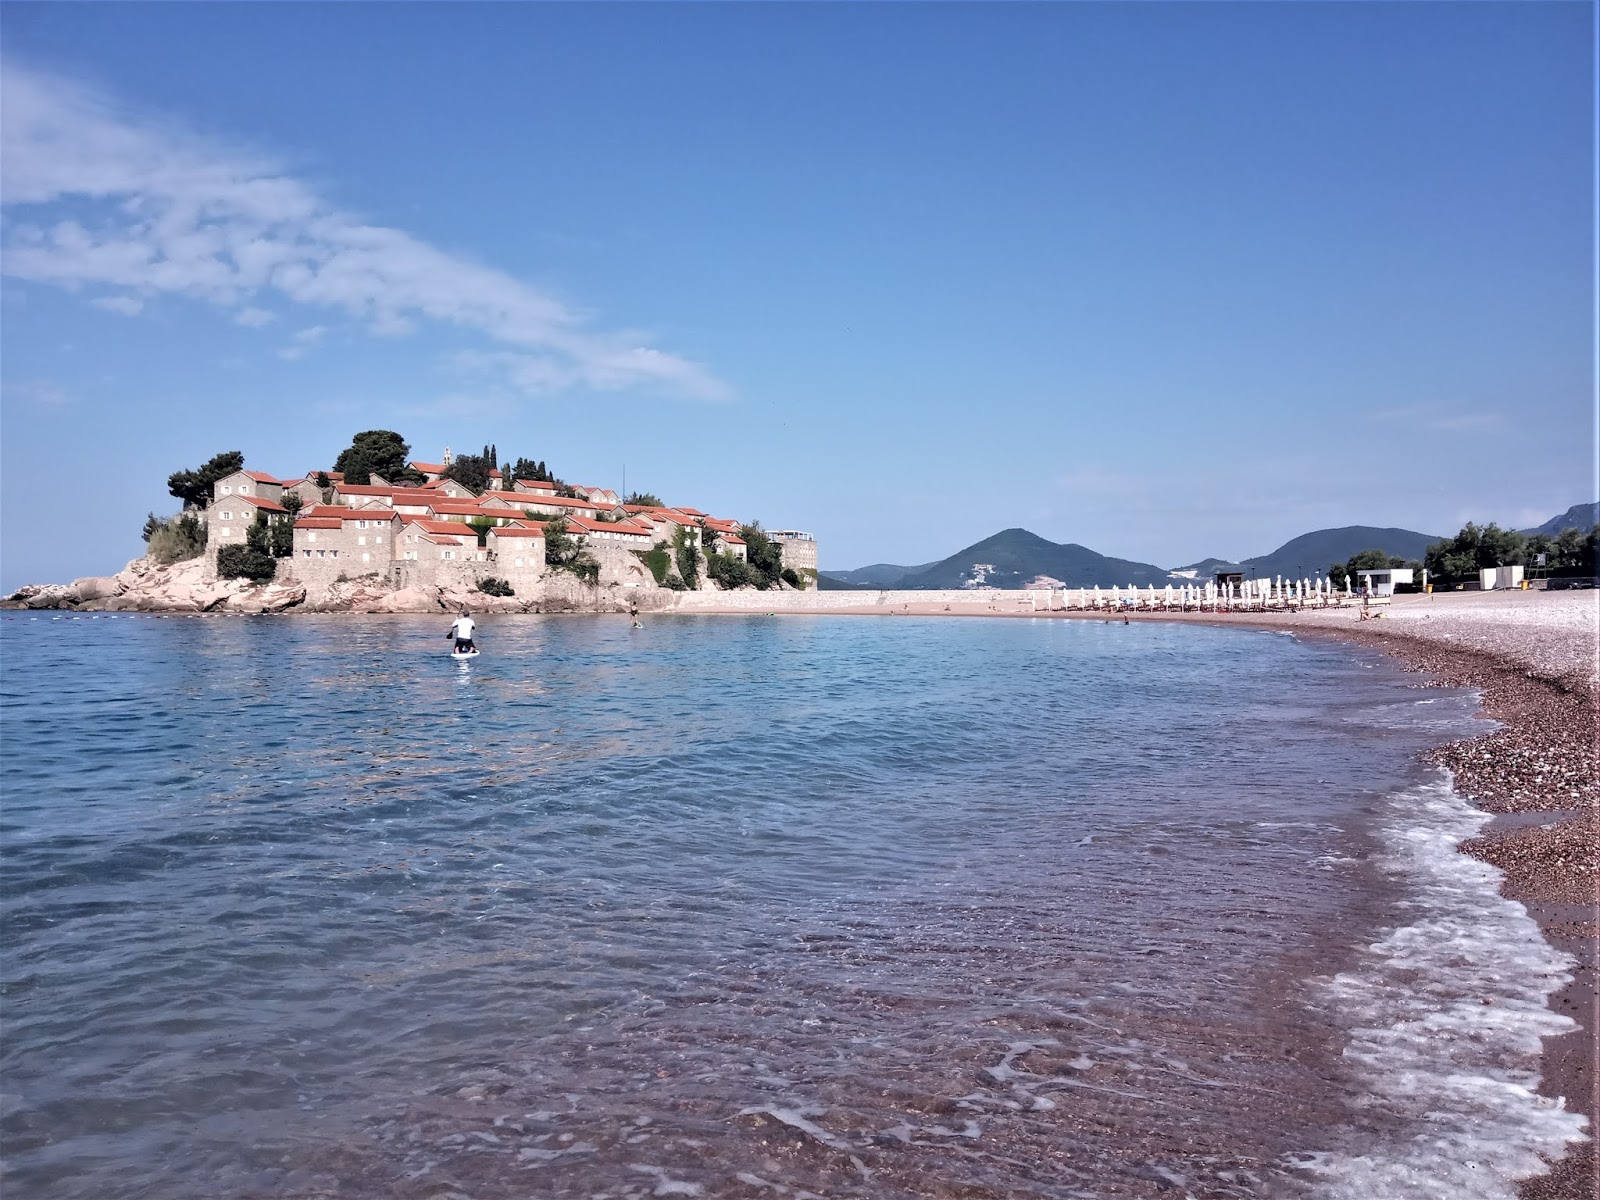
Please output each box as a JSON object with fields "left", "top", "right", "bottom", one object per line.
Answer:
{"left": 2, "top": 377, "right": 72, "bottom": 407}
{"left": 233, "top": 305, "right": 276, "bottom": 327}
{"left": 1368, "top": 404, "right": 1504, "bottom": 434}
{"left": 277, "top": 323, "right": 328, "bottom": 360}
{"left": 90, "top": 293, "right": 143, "bottom": 316}
{"left": 0, "top": 58, "right": 728, "bottom": 400}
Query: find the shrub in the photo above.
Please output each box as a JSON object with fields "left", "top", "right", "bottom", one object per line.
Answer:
{"left": 781, "top": 567, "right": 803, "bottom": 589}
{"left": 478, "top": 577, "right": 515, "bottom": 597}
{"left": 143, "top": 511, "right": 208, "bottom": 565}
{"left": 635, "top": 546, "right": 672, "bottom": 585}
{"left": 708, "top": 552, "right": 760, "bottom": 590}
{"left": 217, "top": 543, "right": 277, "bottom": 583}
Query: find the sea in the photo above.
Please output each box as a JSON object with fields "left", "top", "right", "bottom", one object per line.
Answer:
{"left": 0, "top": 611, "right": 1585, "bottom": 1200}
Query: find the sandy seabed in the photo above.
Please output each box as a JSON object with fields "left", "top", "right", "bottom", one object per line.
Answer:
{"left": 691, "top": 590, "right": 1599, "bottom": 1199}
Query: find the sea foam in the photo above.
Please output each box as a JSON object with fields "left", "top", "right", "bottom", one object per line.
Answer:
{"left": 1298, "top": 771, "right": 1588, "bottom": 1198}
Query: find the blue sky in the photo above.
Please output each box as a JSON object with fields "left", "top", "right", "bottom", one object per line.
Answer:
{"left": 1, "top": 2, "right": 1592, "bottom": 590}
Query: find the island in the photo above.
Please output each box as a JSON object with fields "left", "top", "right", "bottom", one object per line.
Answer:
{"left": 4, "top": 431, "right": 820, "bottom": 614}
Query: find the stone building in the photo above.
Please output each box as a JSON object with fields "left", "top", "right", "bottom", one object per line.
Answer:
{"left": 767, "top": 530, "right": 818, "bottom": 578}
{"left": 211, "top": 470, "right": 284, "bottom": 504}
{"left": 207, "top": 493, "right": 290, "bottom": 554}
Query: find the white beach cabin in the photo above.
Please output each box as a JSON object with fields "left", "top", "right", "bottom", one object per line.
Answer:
{"left": 1354, "top": 567, "right": 1414, "bottom": 596}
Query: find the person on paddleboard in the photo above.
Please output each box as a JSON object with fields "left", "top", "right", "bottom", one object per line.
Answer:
{"left": 448, "top": 610, "right": 476, "bottom": 654}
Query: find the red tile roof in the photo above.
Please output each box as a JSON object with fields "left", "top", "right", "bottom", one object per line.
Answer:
{"left": 413, "top": 519, "right": 478, "bottom": 539}
{"left": 488, "top": 526, "right": 546, "bottom": 538}
{"left": 294, "top": 518, "right": 342, "bottom": 530}
{"left": 569, "top": 516, "right": 651, "bottom": 537}
{"left": 409, "top": 461, "right": 447, "bottom": 475}
{"left": 493, "top": 494, "right": 598, "bottom": 511}
{"left": 675, "top": 506, "right": 706, "bottom": 516}
{"left": 514, "top": 479, "right": 559, "bottom": 491}
{"left": 243, "top": 471, "right": 281, "bottom": 484}
{"left": 234, "top": 495, "right": 288, "bottom": 513}
{"left": 303, "top": 505, "right": 397, "bottom": 521}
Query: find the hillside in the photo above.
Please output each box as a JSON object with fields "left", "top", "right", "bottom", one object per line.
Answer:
{"left": 824, "top": 524, "right": 1447, "bottom": 592}
{"left": 822, "top": 561, "right": 936, "bottom": 587}
{"left": 889, "top": 528, "right": 1171, "bottom": 590}
{"left": 1234, "top": 526, "right": 1441, "bottom": 579}
{"left": 1522, "top": 503, "right": 1598, "bottom": 536}
{"left": 1166, "top": 556, "right": 1242, "bottom": 580}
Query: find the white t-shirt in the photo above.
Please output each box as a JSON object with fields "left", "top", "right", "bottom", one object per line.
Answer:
{"left": 451, "top": 616, "right": 475, "bottom": 639}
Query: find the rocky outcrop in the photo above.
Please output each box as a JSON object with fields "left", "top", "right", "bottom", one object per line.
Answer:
{"left": 3, "top": 556, "right": 304, "bottom": 614}
{"left": 6, "top": 556, "right": 711, "bottom": 615}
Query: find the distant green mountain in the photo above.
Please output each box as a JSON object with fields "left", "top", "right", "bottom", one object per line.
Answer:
{"left": 1166, "top": 556, "right": 1242, "bottom": 580}
{"left": 822, "top": 561, "right": 936, "bottom": 587}
{"left": 1521, "top": 503, "right": 1598, "bottom": 536}
{"left": 887, "top": 528, "right": 1171, "bottom": 590}
{"left": 1235, "top": 526, "right": 1441, "bottom": 580}
{"left": 824, "top": 524, "right": 1447, "bottom": 592}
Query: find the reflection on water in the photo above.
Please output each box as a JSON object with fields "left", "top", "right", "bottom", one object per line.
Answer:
{"left": 0, "top": 613, "right": 1487, "bottom": 1198}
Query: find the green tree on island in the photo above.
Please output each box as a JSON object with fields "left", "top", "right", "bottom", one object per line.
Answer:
{"left": 332, "top": 431, "right": 425, "bottom": 486}
{"left": 217, "top": 542, "right": 276, "bottom": 583}
{"left": 142, "top": 511, "right": 208, "bottom": 564}
{"left": 672, "top": 526, "right": 700, "bottom": 589}
{"left": 167, "top": 450, "right": 244, "bottom": 508}
{"left": 443, "top": 451, "right": 494, "bottom": 493}
{"left": 506, "top": 456, "right": 553, "bottom": 483}
{"left": 543, "top": 516, "right": 600, "bottom": 583}
{"left": 738, "top": 523, "right": 785, "bottom": 588}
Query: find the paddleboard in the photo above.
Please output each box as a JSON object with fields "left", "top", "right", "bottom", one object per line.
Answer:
{"left": 449, "top": 649, "right": 480, "bottom": 660}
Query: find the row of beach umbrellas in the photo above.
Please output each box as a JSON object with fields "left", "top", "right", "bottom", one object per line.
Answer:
{"left": 1044, "top": 577, "right": 1348, "bottom": 610}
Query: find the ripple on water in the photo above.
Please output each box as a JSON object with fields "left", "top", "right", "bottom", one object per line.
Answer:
{"left": 0, "top": 612, "right": 1574, "bottom": 1198}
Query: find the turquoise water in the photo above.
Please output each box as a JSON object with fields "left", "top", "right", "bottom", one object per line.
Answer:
{"left": 0, "top": 612, "right": 1564, "bottom": 1198}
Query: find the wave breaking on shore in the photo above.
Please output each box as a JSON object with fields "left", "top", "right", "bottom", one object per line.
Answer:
{"left": 1297, "top": 770, "right": 1588, "bottom": 1198}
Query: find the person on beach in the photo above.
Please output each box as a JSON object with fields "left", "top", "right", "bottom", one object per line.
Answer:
{"left": 448, "top": 609, "right": 476, "bottom": 653}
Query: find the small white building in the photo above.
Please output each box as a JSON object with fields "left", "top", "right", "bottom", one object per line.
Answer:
{"left": 1479, "top": 565, "right": 1525, "bottom": 591}
{"left": 1355, "top": 567, "right": 1414, "bottom": 596}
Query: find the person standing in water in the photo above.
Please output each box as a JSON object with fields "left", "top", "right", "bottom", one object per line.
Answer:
{"left": 448, "top": 609, "right": 476, "bottom": 653}
{"left": 629, "top": 596, "right": 641, "bottom": 628}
